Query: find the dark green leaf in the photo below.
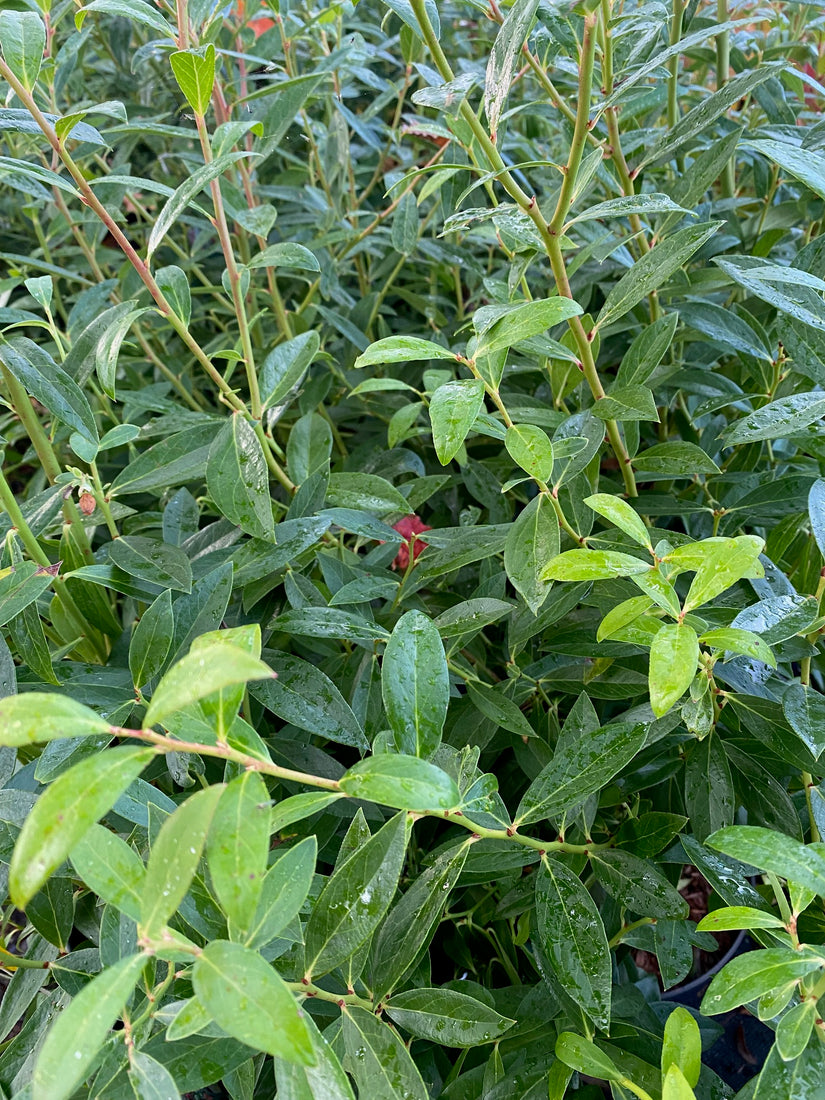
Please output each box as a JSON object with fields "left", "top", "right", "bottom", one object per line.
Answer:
{"left": 206, "top": 416, "right": 275, "bottom": 541}
{"left": 385, "top": 987, "right": 514, "bottom": 1046}
{"left": 382, "top": 610, "right": 449, "bottom": 757}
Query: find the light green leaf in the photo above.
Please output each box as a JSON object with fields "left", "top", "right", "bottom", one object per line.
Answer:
{"left": 649, "top": 622, "right": 699, "bottom": 717}
{"left": 248, "top": 242, "right": 320, "bottom": 272}
{"left": 78, "top": 0, "right": 174, "bottom": 37}
{"left": 32, "top": 953, "right": 146, "bottom": 1100}
{"left": 70, "top": 823, "right": 146, "bottom": 921}
{"left": 681, "top": 535, "right": 764, "bottom": 612}
{"left": 245, "top": 836, "right": 316, "bottom": 949}
{"left": 342, "top": 1006, "right": 428, "bottom": 1100}
{"left": 662, "top": 1005, "right": 701, "bottom": 1088}
{"left": 592, "top": 385, "right": 659, "bottom": 422}
{"left": 429, "top": 378, "right": 485, "bottom": 464}
{"left": 723, "top": 392, "right": 825, "bottom": 445}
{"left": 143, "top": 643, "right": 273, "bottom": 729}
{"left": 170, "top": 45, "right": 216, "bottom": 116}
{"left": 10, "top": 746, "right": 154, "bottom": 908}
{"left": 555, "top": 1033, "right": 622, "bottom": 1082}
{"left": 207, "top": 772, "right": 270, "bottom": 933}
{"left": 775, "top": 999, "right": 817, "bottom": 1061}
{"left": 696, "top": 907, "right": 785, "bottom": 933}
{"left": 0, "top": 693, "right": 109, "bottom": 747}
{"left": 474, "top": 297, "right": 583, "bottom": 356}
{"left": 340, "top": 755, "right": 460, "bottom": 811}
{"left": 707, "top": 825, "right": 825, "bottom": 897}
{"left": 585, "top": 493, "right": 651, "bottom": 547}
{"left": 542, "top": 548, "right": 651, "bottom": 581}
{"left": 354, "top": 336, "right": 455, "bottom": 368}
{"left": 193, "top": 940, "right": 313, "bottom": 1062}
{"left": 129, "top": 590, "right": 174, "bottom": 690}
{"left": 699, "top": 627, "right": 775, "bottom": 667}
{"left": 505, "top": 424, "right": 554, "bottom": 482}
{"left": 701, "top": 948, "right": 822, "bottom": 1015}
{"left": 273, "top": 1012, "right": 355, "bottom": 1100}
{"left": 0, "top": 11, "right": 45, "bottom": 92}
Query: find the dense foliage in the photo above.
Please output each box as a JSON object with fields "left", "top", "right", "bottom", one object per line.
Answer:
{"left": 1, "top": 0, "right": 825, "bottom": 1095}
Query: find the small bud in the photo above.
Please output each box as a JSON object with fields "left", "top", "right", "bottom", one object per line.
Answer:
{"left": 78, "top": 491, "right": 96, "bottom": 516}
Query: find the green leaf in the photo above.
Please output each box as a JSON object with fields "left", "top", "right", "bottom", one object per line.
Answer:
{"left": 128, "top": 1051, "right": 183, "bottom": 1100}
{"left": 649, "top": 622, "right": 699, "bottom": 717}
{"left": 505, "top": 424, "right": 554, "bottom": 482}
{"left": 715, "top": 255, "right": 825, "bottom": 331}
{"left": 245, "top": 836, "right": 316, "bottom": 949}
{"left": 585, "top": 494, "right": 651, "bottom": 548}
{"left": 70, "top": 822, "right": 146, "bottom": 921}
{"left": 592, "top": 385, "right": 659, "bottom": 422}
{"left": 614, "top": 811, "right": 687, "bottom": 857}
{"left": 10, "top": 746, "right": 153, "bottom": 908}
{"left": 685, "top": 734, "right": 734, "bottom": 844}
{"left": 305, "top": 812, "right": 408, "bottom": 977}
{"left": 382, "top": 610, "right": 449, "bottom": 757}
{"left": 568, "top": 194, "right": 691, "bottom": 227}
{"left": 616, "top": 312, "right": 679, "bottom": 388}
{"left": 752, "top": 1044, "right": 825, "bottom": 1097}
{"left": 261, "top": 332, "right": 320, "bottom": 412}
{"left": 676, "top": 535, "right": 764, "bottom": 613}
{"left": 109, "top": 423, "right": 216, "bottom": 497}
{"left": 707, "top": 826, "right": 825, "bottom": 897}
{"left": 596, "top": 223, "right": 721, "bottom": 330}
{"left": 273, "top": 1012, "right": 355, "bottom": 1100}
{"left": 775, "top": 999, "right": 817, "bottom": 1061}
{"left": 287, "top": 413, "right": 331, "bottom": 485}
{"left": 139, "top": 784, "right": 224, "bottom": 938}
{"left": 251, "top": 651, "right": 367, "bottom": 752}
{"left": 681, "top": 300, "right": 772, "bottom": 361}
{"left": 207, "top": 772, "right": 270, "bottom": 933}
{"left": 0, "top": 336, "right": 98, "bottom": 445}
{"left": 662, "top": 1006, "right": 701, "bottom": 1088}
{"left": 701, "top": 948, "right": 822, "bottom": 1015}
{"left": 474, "top": 297, "right": 583, "bottom": 356}
{"left": 371, "top": 840, "right": 469, "bottom": 1002}
{"left": 193, "top": 940, "right": 313, "bottom": 1062}
{"left": 147, "top": 152, "right": 256, "bottom": 259}
{"left": 504, "top": 493, "right": 559, "bottom": 614}
{"left": 340, "top": 755, "right": 460, "bottom": 811}
{"left": 536, "top": 859, "right": 611, "bottom": 1029}
{"left": 206, "top": 415, "right": 275, "bottom": 541}
{"left": 385, "top": 988, "right": 514, "bottom": 1046}
{"left": 271, "top": 792, "right": 343, "bottom": 834}
{"left": 517, "top": 721, "right": 645, "bottom": 825}
{"left": 0, "top": 562, "right": 55, "bottom": 628}
{"left": 466, "top": 679, "right": 535, "bottom": 739}
{"left": 342, "top": 1006, "right": 428, "bottom": 1100}
{"left": 698, "top": 627, "right": 776, "bottom": 667}
{"left": 429, "top": 378, "right": 485, "bottom": 464}
{"left": 78, "top": 0, "right": 174, "bottom": 37}
{"left": 32, "top": 953, "right": 146, "bottom": 1100}
{"left": 0, "top": 693, "right": 110, "bottom": 747}
{"left": 783, "top": 684, "right": 825, "bottom": 760}
{"left": 662, "top": 1065, "right": 696, "bottom": 1100}
{"left": 143, "top": 643, "right": 273, "bottom": 729}
{"left": 326, "top": 472, "right": 408, "bottom": 514}
{"left": 631, "top": 441, "right": 720, "bottom": 477}
{"left": 391, "top": 192, "right": 420, "bottom": 255}
{"left": 542, "top": 549, "right": 651, "bottom": 581}
{"left": 269, "top": 607, "right": 390, "bottom": 644}
{"left": 170, "top": 45, "right": 216, "bottom": 116}
{"left": 746, "top": 138, "right": 825, "bottom": 204}
{"left": 591, "top": 850, "right": 688, "bottom": 918}
{"left": 108, "top": 536, "right": 193, "bottom": 594}
{"left": 0, "top": 11, "right": 45, "bottom": 92}
{"left": 129, "top": 590, "right": 174, "bottom": 690}
{"left": 483, "top": 0, "right": 539, "bottom": 138}
{"left": 248, "top": 242, "right": 320, "bottom": 272}
{"left": 555, "top": 1033, "right": 622, "bottom": 1082}
{"left": 354, "top": 336, "right": 456, "bottom": 368}
{"left": 696, "top": 907, "right": 785, "bottom": 933}
{"left": 723, "top": 392, "right": 825, "bottom": 445}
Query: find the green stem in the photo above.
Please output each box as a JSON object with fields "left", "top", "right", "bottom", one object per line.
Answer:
{"left": 89, "top": 460, "right": 119, "bottom": 539}
{"left": 716, "top": 0, "right": 735, "bottom": 197}
{"left": 667, "top": 0, "right": 685, "bottom": 132}
{"left": 800, "top": 571, "right": 825, "bottom": 841}
{"left": 608, "top": 916, "right": 656, "bottom": 949}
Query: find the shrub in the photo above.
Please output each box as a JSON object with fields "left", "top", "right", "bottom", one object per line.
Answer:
{"left": 0, "top": 0, "right": 824, "bottom": 1096}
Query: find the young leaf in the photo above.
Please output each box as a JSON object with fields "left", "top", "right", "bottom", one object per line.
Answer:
{"left": 505, "top": 424, "right": 554, "bottom": 482}
{"left": 505, "top": 493, "right": 559, "bottom": 614}
{"left": 381, "top": 610, "right": 449, "bottom": 757}
{"left": 342, "top": 1006, "right": 428, "bottom": 1100}
{"left": 0, "top": 693, "right": 110, "bottom": 747}
{"left": 339, "top": 755, "right": 460, "bottom": 811}
{"left": 385, "top": 988, "right": 515, "bottom": 1046}
{"left": 542, "top": 549, "right": 651, "bottom": 581}
{"left": 555, "top": 1033, "right": 622, "bottom": 1082}
{"left": 10, "top": 746, "right": 154, "bottom": 908}
{"left": 245, "top": 836, "right": 317, "bottom": 949}
{"left": 474, "top": 297, "right": 583, "bottom": 356}
{"left": 129, "top": 589, "right": 174, "bottom": 689}
{"left": 585, "top": 494, "right": 651, "bottom": 548}
{"left": 354, "top": 336, "right": 455, "bottom": 368}
{"left": 170, "top": 44, "right": 216, "bottom": 116}
{"left": 193, "top": 940, "right": 313, "bottom": 1063}
{"left": 70, "top": 823, "right": 146, "bottom": 921}
{"left": 592, "top": 385, "right": 659, "bottom": 422}
{"left": 775, "top": 998, "right": 816, "bottom": 1061}
{"left": 696, "top": 907, "right": 785, "bottom": 933}
{"left": 662, "top": 1006, "right": 701, "bottom": 1088}
{"left": 649, "top": 622, "right": 699, "bottom": 717}
{"left": 206, "top": 415, "right": 275, "bottom": 541}
{"left": 698, "top": 627, "right": 775, "bottom": 668}
{"left": 536, "top": 859, "right": 611, "bottom": 1029}
{"left": 207, "top": 772, "right": 270, "bottom": 933}
{"left": 304, "top": 812, "right": 408, "bottom": 977}
{"left": 0, "top": 11, "right": 45, "bottom": 92}
{"left": 32, "top": 953, "right": 146, "bottom": 1100}
{"left": 429, "top": 378, "right": 485, "bottom": 464}
{"left": 701, "top": 948, "right": 822, "bottom": 1015}
{"left": 143, "top": 643, "right": 273, "bottom": 729}
{"left": 139, "top": 784, "right": 225, "bottom": 938}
